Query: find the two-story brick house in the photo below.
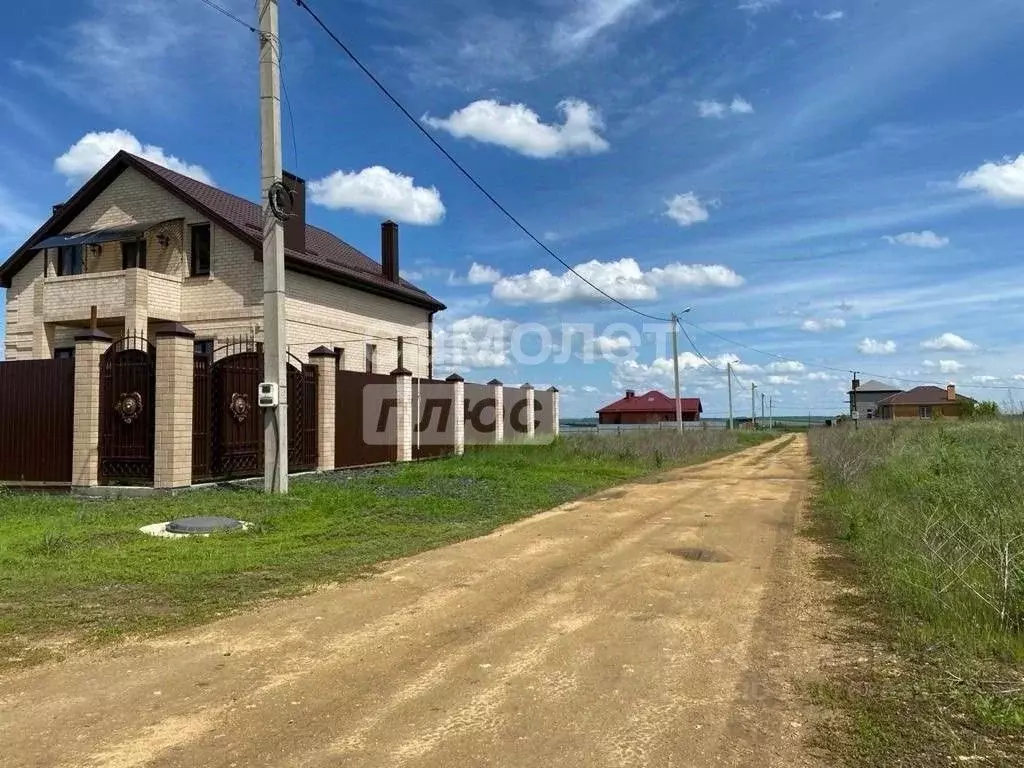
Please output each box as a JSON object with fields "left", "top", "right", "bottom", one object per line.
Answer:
{"left": 0, "top": 151, "right": 444, "bottom": 375}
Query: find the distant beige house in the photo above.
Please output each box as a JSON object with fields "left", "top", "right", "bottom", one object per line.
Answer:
{"left": 875, "top": 384, "right": 973, "bottom": 420}
{"left": 0, "top": 151, "right": 444, "bottom": 374}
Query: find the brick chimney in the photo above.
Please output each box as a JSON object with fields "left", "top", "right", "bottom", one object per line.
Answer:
{"left": 625, "top": 389, "right": 635, "bottom": 399}
{"left": 282, "top": 171, "right": 305, "bottom": 254}
{"left": 947, "top": 383, "right": 956, "bottom": 401}
{"left": 52, "top": 203, "right": 65, "bottom": 217}
{"left": 381, "top": 221, "right": 399, "bottom": 282}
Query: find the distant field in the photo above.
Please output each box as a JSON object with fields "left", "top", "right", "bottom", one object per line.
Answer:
{"left": 808, "top": 421, "right": 1024, "bottom": 765}
{"left": 0, "top": 430, "right": 768, "bottom": 672}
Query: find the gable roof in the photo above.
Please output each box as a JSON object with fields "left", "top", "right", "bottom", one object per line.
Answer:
{"left": 0, "top": 151, "right": 445, "bottom": 312}
{"left": 875, "top": 386, "right": 971, "bottom": 406}
{"left": 849, "top": 379, "right": 901, "bottom": 394}
{"left": 597, "top": 390, "right": 703, "bottom": 414}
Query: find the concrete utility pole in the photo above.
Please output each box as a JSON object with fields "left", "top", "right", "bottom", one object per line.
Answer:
{"left": 761, "top": 392, "right": 766, "bottom": 426}
{"left": 769, "top": 396, "right": 774, "bottom": 430}
{"left": 670, "top": 308, "right": 692, "bottom": 434}
{"left": 259, "top": 0, "right": 288, "bottom": 493}
{"left": 751, "top": 382, "right": 757, "bottom": 429}
{"left": 727, "top": 362, "right": 734, "bottom": 431}
{"left": 851, "top": 371, "right": 859, "bottom": 431}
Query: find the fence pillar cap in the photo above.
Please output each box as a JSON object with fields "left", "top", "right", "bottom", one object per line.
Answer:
{"left": 548, "top": 386, "right": 559, "bottom": 393}
{"left": 521, "top": 382, "right": 533, "bottom": 389}
{"left": 391, "top": 366, "right": 413, "bottom": 377}
{"left": 153, "top": 322, "right": 196, "bottom": 339}
{"left": 308, "top": 345, "right": 335, "bottom": 359}
{"left": 445, "top": 372, "right": 465, "bottom": 383}
{"left": 74, "top": 328, "right": 113, "bottom": 342}
{"left": 487, "top": 378, "right": 503, "bottom": 386}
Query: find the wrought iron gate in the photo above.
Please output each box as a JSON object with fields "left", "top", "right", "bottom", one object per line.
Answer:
{"left": 210, "top": 343, "right": 263, "bottom": 478}
{"left": 194, "top": 342, "right": 317, "bottom": 481}
{"left": 99, "top": 334, "right": 156, "bottom": 485}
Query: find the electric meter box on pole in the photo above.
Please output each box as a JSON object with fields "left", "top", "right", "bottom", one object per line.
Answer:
{"left": 258, "top": 382, "right": 279, "bottom": 408}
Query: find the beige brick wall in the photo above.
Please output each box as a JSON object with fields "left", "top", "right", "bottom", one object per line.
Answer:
{"left": 284, "top": 271, "right": 432, "bottom": 376}
{"left": 153, "top": 335, "right": 194, "bottom": 488}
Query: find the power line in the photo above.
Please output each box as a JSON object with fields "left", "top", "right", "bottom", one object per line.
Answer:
{"left": 196, "top": 0, "right": 256, "bottom": 32}
{"left": 292, "top": 0, "right": 671, "bottom": 324}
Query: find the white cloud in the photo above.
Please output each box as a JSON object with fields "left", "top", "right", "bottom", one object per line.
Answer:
{"left": 957, "top": 154, "right": 1024, "bottom": 203}
{"left": 54, "top": 129, "right": 212, "bottom": 184}
{"left": 665, "top": 192, "right": 714, "bottom": 226}
{"left": 543, "top": 231, "right": 561, "bottom": 242}
{"left": 921, "top": 333, "right": 976, "bottom": 352}
{"left": 1013, "top": 375, "right": 1024, "bottom": 382}
{"left": 467, "top": 263, "right": 502, "bottom": 285}
{"left": 591, "top": 335, "right": 634, "bottom": 354}
{"left": 767, "top": 375, "right": 797, "bottom": 385}
{"left": 553, "top": 0, "right": 649, "bottom": 50}
{"left": 807, "top": 372, "right": 834, "bottom": 381}
{"left": 800, "top": 317, "right": 846, "bottom": 332}
{"left": 971, "top": 375, "right": 998, "bottom": 384}
{"left": 768, "top": 360, "right": 805, "bottom": 373}
{"left": 738, "top": 0, "right": 781, "bottom": 13}
{"left": 582, "top": 385, "right": 600, "bottom": 393}
{"left": 857, "top": 338, "right": 897, "bottom": 355}
{"left": 813, "top": 10, "right": 844, "bottom": 21}
{"left": 491, "top": 257, "right": 743, "bottom": 304}
{"left": 923, "top": 359, "right": 964, "bottom": 374}
{"left": 883, "top": 230, "right": 950, "bottom": 248}
{"left": 423, "top": 99, "right": 609, "bottom": 159}
{"left": 696, "top": 97, "right": 754, "bottom": 118}
{"left": 434, "top": 315, "right": 514, "bottom": 369}
{"left": 308, "top": 166, "right": 445, "bottom": 225}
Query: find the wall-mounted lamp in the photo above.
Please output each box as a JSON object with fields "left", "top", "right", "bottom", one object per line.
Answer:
{"left": 156, "top": 233, "right": 170, "bottom": 247}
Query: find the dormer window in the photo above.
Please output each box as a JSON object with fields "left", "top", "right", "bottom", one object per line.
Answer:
{"left": 121, "top": 239, "right": 147, "bottom": 270}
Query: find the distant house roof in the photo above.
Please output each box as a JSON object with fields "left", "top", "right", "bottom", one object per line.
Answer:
{"left": 0, "top": 151, "right": 446, "bottom": 312}
{"left": 876, "top": 386, "right": 972, "bottom": 406}
{"left": 597, "top": 390, "right": 703, "bottom": 414}
{"left": 849, "top": 379, "right": 901, "bottom": 394}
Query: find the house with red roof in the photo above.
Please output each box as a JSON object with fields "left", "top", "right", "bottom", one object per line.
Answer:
{"left": 596, "top": 389, "right": 703, "bottom": 425}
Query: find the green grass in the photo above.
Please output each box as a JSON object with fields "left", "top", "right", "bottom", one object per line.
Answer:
{"left": 0, "top": 430, "right": 767, "bottom": 671}
{"left": 807, "top": 421, "right": 1024, "bottom": 766}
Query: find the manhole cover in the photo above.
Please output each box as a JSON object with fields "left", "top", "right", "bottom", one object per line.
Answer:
{"left": 165, "top": 516, "right": 244, "bottom": 534}
{"left": 668, "top": 547, "right": 731, "bottom": 563}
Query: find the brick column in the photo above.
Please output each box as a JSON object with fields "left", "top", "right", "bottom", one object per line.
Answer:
{"left": 153, "top": 323, "right": 195, "bottom": 490}
{"left": 445, "top": 373, "right": 465, "bottom": 456}
{"left": 124, "top": 269, "right": 149, "bottom": 340}
{"left": 309, "top": 346, "right": 337, "bottom": 471}
{"left": 393, "top": 366, "right": 413, "bottom": 462}
{"left": 523, "top": 383, "right": 536, "bottom": 441}
{"left": 488, "top": 379, "right": 504, "bottom": 444}
{"left": 72, "top": 329, "right": 112, "bottom": 489}
{"left": 549, "top": 386, "right": 560, "bottom": 437}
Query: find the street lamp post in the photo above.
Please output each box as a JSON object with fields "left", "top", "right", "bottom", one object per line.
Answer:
{"left": 670, "top": 307, "right": 693, "bottom": 434}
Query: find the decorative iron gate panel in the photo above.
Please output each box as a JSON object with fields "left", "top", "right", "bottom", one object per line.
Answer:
{"left": 99, "top": 335, "right": 156, "bottom": 485}
{"left": 210, "top": 349, "right": 262, "bottom": 479}
{"left": 192, "top": 352, "right": 212, "bottom": 481}
{"left": 287, "top": 360, "right": 318, "bottom": 472}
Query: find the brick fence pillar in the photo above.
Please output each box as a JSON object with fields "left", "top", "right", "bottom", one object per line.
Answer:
{"left": 445, "top": 373, "right": 465, "bottom": 456}
{"left": 71, "top": 329, "right": 112, "bottom": 489}
{"left": 488, "top": 379, "right": 504, "bottom": 444}
{"left": 549, "top": 386, "right": 560, "bottom": 437}
{"left": 309, "top": 346, "right": 336, "bottom": 471}
{"left": 153, "top": 323, "right": 194, "bottom": 490}
{"left": 393, "top": 367, "right": 413, "bottom": 462}
{"left": 523, "top": 383, "right": 536, "bottom": 441}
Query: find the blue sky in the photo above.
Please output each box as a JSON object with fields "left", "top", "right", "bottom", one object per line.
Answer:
{"left": 2, "top": 0, "right": 1024, "bottom": 417}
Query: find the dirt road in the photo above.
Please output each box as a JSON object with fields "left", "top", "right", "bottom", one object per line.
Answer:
{"left": 0, "top": 435, "right": 828, "bottom": 767}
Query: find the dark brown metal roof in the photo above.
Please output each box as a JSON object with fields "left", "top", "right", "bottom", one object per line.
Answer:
{"left": 0, "top": 151, "right": 445, "bottom": 312}
{"left": 875, "top": 386, "right": 962, "bottom": 406}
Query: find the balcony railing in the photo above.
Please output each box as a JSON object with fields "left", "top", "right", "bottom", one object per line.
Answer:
{"left": 42, "top": 269, "right": 182, "bottom": 324}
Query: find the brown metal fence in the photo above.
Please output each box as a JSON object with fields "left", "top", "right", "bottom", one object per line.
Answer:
{"left": 0, "top": 359, "right": 75, "bottom": 484}
{"left": 336, "top": 370, "right": 396, "bottom": 467}
{"left": 287, "top": 359, "right": 318, "bottom": 473}
{"left": 412, "top": 378, "right": 454, "bottom": 460}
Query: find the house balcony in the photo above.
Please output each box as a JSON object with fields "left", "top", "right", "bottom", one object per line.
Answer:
{"left": 42, "top": 269, "right": 182, "bottom": 325}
